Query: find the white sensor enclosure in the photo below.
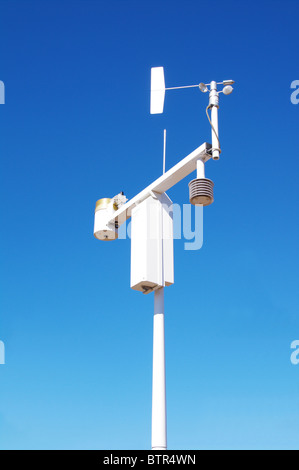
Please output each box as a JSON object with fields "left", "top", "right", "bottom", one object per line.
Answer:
{"left": 94, "top": 199, "right": 118, "bottom": 241}
{"left": 94, "top": 193, "right": 127, "bottom": 241}
{"left": 94, "top": 212, "right": 117, "bottom": 240}
{"left": 150, "top": 67, "right": 166, "bottom": 114}
{"left": 130, "top": 193, "right": 174, "bottom": 294}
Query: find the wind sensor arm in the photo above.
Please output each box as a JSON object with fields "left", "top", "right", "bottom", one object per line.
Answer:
{"left": 150, "top": 67, "right": 234, "bottom": 161}
{"left": 93, "top": 142, "right": 212, "bottom": 241}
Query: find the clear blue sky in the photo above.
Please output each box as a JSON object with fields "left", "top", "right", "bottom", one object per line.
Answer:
{"left": 0, "top": 0, "right": 298, "bottom": 450}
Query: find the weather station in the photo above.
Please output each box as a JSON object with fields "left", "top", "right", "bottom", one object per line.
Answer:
{"left": 93, "top": 67, "right": 235, "bottom": 450}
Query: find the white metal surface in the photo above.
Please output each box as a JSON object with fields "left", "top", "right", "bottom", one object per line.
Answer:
{"left": 152, "top": 287, "right": 167, "bottom": 450}
{"left": 158, "top": 192, "right": 174, "bottom": 288}
{"left": 150, "top": 67, "right": 166, "bottom": 114}
{"left": 209, "top": 81, "right": 220, "bottom": 161}
{"left": 163, "top": 129, "right": 166, "bottom": 174}
{"left": 211, "top": 106, "right": 219, "bottom": 160}
{"left": 94, "top": 201, "right": 118, "bottom": 240}
{"left": 131, "top": 197, "right": 162, "bottom": 293}
{"left": 108, "top": 142, "right": 211, "bottom": 225}
{"left": 130, "top": 193, "right": 173, "bottom": 294}
{"left": 196, "top": 159, "right": 205, "bottom": 179}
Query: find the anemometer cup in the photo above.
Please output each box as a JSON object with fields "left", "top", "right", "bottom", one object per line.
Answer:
{"left": 189, "top": 178, "right": 214, "bottom": 206}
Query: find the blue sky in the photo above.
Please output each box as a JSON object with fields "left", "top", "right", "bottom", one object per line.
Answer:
{"left": 0, "top": 0, "right": 298, "bottom": 450}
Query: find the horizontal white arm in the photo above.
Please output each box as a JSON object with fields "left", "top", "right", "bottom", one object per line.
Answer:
{"left": 109, "top": 142, "right": 211, "bottom": 224}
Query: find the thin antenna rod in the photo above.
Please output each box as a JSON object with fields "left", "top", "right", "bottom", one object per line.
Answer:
{"left": 163, "top": 129, "right": 166, "bottom": 174}
{"left": 165, "top": 84, "right": 198, "bottom": 91}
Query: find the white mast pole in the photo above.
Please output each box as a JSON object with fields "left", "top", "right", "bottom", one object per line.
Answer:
{"left": 151, "top": 287, "right": 167, "bottom": 450}
{"left": 209, "top": 81, "right": 220, "bottom": 161}
{"left": 196, "top": 158, "right": 205, "bottom": 179}
{"left": 163, "top": 129, "right": 166, "bottom": 175}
